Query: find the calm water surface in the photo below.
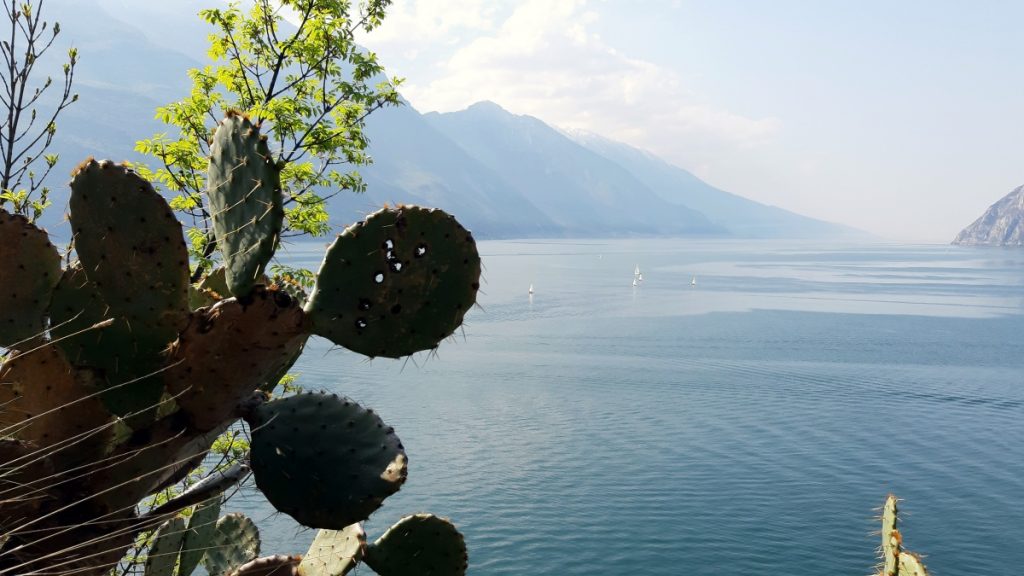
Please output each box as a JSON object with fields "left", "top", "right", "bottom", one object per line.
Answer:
{"left": 235, "top": 239, "right": 1024, "bottom": 575}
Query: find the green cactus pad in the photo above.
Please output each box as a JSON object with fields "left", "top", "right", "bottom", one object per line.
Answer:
{"left": 305, "top": 206, "right": 481, "bottom": 359}
{"left": 227, "top": 554, "right": 301, "bottom": 576}
{"left": 299, "top": 524, "right": 366, "bottom": 576}
{"left": 364, "top": 514, "right": 468, "bottom": 576}
{"left": 69, "top": 159, "right": 190, "bottom": 341}
{"left": 245, "top": 392, "right": 407, "bottom": 529}
{"left": 208, "top": 113, "right": 284, "bottom": 298}
{"left": 204, "top": 512, "right": 261, "bottom": 576}
{"left": 898, "top": 552, "right": 929, "bottom": 576}
{"left": 881, "top": 494, "right": 900, "bottom": 576}
{"left": 146, "top": 516, "right": 187, "bottom": 576}
{"left": 179, "top": 496, "right": 224, "bottom": 576}
{"left": 0, "top": 208, "right": 61, "bottom": 348}
{"left": 164, "top": 286, "right": 309, "bottom": 432}
{"left": 48, "top": 265, "right": 168, "bottom": 424}
{"left": 0, "top": 344, "right": 114, "bottom": 464}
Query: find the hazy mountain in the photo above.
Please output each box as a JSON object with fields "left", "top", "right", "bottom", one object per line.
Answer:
{"left": 424, "top": 102, "right": 724, "bottom": 237}
{"left": 324, "top": 102, "right": 562, "bottom": 238}
{"left": 952, "top": 185, "right": 1024, "bottom": 246}
{"left": 29, "top": 1, "right": 853, "bottom": 241}
{"left": 568, "top": 130, "right": 854, "bottom": 238}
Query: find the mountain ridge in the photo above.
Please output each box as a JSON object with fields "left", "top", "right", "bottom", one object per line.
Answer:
{"left": 952, "top": 185, "right": 1024, "bottom": 246}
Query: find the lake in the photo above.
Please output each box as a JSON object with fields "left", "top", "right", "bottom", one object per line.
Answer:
{"left": 237, "top": 239, "right": 1024, "bottom": 575}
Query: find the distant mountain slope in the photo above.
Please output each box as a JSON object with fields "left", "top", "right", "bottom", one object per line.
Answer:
{"left": 424, "top": 102, "right": 724, "bottom": 237}
{"left": 326, "top": 102, "right": 561, "bottom": 238}
{"left": 952, "top": 185, "right": 1024, "bottom": 246}
{"left": 568, "top": 130, "right": 854, "bottom": 238}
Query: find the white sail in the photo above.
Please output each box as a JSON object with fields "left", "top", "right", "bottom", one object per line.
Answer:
{"left": 634, "top": 264, "right": 640, "bottom": 276}
{"left": 528, "top": 283, "right": 534, "bottom": 294}
{"left": 690, "top": 276, "right": 697, "bottom": 286}
{"left": 632, "top": 278, "right": 638, "bottom": 287}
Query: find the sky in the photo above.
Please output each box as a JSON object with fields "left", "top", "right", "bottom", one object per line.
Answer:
{"left": 354, "top": 0, "right": 1024, "bottom": 242}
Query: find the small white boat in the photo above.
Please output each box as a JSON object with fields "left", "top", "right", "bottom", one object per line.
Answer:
{"left": 632, "top": 278, "right": 638, "bottom": 287}
{"left": 634, "top": 264, "right": 640, "bottom": 276}
{"left": 528, "top": 283, "right": 534, "bottom": 295}
{"left": 690, "top": 276, "right": 697, "bottom": 286}
{"left": 634, "top": 265, "right": 643, "bottom": 282}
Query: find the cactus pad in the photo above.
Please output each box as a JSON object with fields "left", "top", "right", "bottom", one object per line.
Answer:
{"left": 227, "top": 555, "right": 301, "bottom": 576}
{"left": 69, "top": 159, "right": 189, "bottom": 341}
{"left": 0, "top": 438, "right": 55, "bottom": 530}
{"left": 164, "top": 286, "right": 308, "bottom": 432}
{"left": 305, "top": 206, "right": 481, "bottom": 359}
{"left": 299, "top": 524, "right": 366, "bottom": 576}
{"left": 178, "top": 496, "right": 224, "bottom": 576}
{"left": 245, "top": 392, "right": 407, "bottom": 529}
{"left": 0, "top": 344, "right": 113, "bottom": 464}
{"left": 880, "top": 494, "right": 899, "bottom": 576}
{"left": 0, "top": 208, "right": 61, "bottom": 347}
{"left": 208, "top": 113, "right": 284, "bottom": 298}
{"left": 204, "top": 512, "right": 261, "bottom": 576}
{"left": 364, "top": 514, "right": 468, "bottom": 576}
{"left": 48, "top": 265, "right": 169, "bottom": 423}
{"left": 146, "top": 516, "right": 187, "bottom": 576}
{"left": 898, "top": 552, "right": 929, "bottom": 576}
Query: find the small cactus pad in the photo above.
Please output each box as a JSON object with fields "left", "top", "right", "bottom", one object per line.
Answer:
{"left": 48, "top": 265, "right": 169, "bottom": 423}
{"left": 299, "top": 524, "right": 366, "bottom": 576}
{"left": 227, "top": 555, "right": 301, "bottom": 576}
{"left": 0, "top": 208, "right": 61, "bottom": 348}
{"left": 305, "top": 206, "right": 481, "bottom": 359}
{"left": 245, "top": 392, "right": 407, "bottom": 529}
{"left": 178, "top": 496, "right": 224, "bottom": 576}
{"left": 204, "top": 513, "right": 261, "bottom": 576}
{"left": 69, "top": 159, "right": 189, "bottom": 340}
{"left": 364, "top": 514, "right": 468, "bottom": 576}
{"left": 145, "top": 516, "right": 187, "bottom": 576}
{"left": 164, "top": 287, "right": 308, "bottom": 432}
{"left": 898, "top": 552, "right": 930, "bottom": 576}
{"left": 881, "top": 494, "right": 900, "bottom": 576}
{"left": 208, "top": 113, "right": 284, "bottom": 298}
{"left": 0, "top": 344, "right": 113, "bottom": 464}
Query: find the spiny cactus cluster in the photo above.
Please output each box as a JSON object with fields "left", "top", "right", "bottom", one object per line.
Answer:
{"left": 877, "top": 494, "right": 930, "bottom": 576}
{"left": 0, "top": 111, "right": 479, "bottom": 575}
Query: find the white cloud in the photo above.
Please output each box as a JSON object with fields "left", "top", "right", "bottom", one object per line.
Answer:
{"left": 379, "top": 0, "right": 780, "bottom": 154}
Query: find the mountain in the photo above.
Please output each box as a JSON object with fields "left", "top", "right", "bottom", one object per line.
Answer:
{"left": 423, "top": 102, "right": 723, "bottom": 237}
{"left": 952, "top": 185, "right": 1024, "bottom": 246}
{"left": 567, "top": 130, "right": 854, "bottom": 238}
{"left": 28, "top": 2, "right": 853, "bottom": 241}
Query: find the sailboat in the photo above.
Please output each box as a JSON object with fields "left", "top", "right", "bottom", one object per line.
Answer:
{"left": 634, "top": 264, "right": 643, "bottom": 282}
{"left": 632, "top": 278, "right": 638, "bottom": 287}
{"left": 690, "top": 276, "right": 697, "bottom": 287}
{"left": 528, "top": 283, "right": 534, "bottom": 295}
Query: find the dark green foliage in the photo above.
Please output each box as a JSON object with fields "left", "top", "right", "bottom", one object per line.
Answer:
{"left": 244, "top": 392, "right": 407, "bottom": 529}
{"left": 306, "top": 205, "right": 482, "bottom": 358}
{"left": 208, "top": 113, "right": 284, "bottom": 297}
{"left": 0, "top": 208, "right": 61, "bottom": 347}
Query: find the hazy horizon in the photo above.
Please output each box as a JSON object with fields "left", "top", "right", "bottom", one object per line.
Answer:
{"left": 357, "top": 0, "right": 1024, "bottom": 243}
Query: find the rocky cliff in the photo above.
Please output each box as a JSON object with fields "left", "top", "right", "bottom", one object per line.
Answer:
{"left": 953, "top": 185, "right": 1024, "bottom": 246}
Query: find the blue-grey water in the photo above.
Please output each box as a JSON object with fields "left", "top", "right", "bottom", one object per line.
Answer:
{"left": 234, "top": 239, "right": 1024, "bottom": 575}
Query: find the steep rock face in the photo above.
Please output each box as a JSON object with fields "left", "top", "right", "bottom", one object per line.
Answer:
{"left": 953, "top": 186, "right": 1024, "bottom": 246}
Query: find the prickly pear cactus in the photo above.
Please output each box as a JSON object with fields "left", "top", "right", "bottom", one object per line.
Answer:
{"left": 305, "top": 205, "right": 481, "bottom": 358}
{"left": 69, "top": 158, "right": 190, "bottom": 340}
{"left": 208, "top": 112, "right": 284, "bottom": 298}
{"left": 228, "top": 554, "right": 301, "bottom": 576}
{"left": 363, "top": 514, "right": 468, "bottom": 576}
{"left": 0, "top": 208, "right": 61, "bottom": 347}
{"left": 244, "top": 392, "right": 407, "bottom": 529}
{"left": 876, "top": 495, "right": 930, "bottom": 576}
{"left": 205, "top": 513, "right": 261, "bottom": 576}
{"left": 298, "top": 524, "right": 366, "bottom": 576}
{"left": 0, "top": 144, "right": 481, "bottom": 576}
